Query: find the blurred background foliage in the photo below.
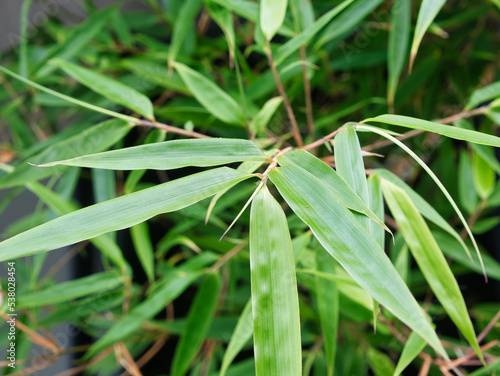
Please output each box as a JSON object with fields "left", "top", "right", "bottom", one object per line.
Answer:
{"left": 0, "top": 0, "right": 499, "bottom": 375}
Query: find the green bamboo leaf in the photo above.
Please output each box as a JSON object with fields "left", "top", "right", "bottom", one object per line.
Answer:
{"left": 220, "top": 299, "right": 253, "bottom": 376}
{"left": 124, "top": 129, "right": 166, "bottom": 194}
{"left": 210, "top": 0, "right": 295, "bottom": 37}
{"left": 130, "top": 222, "right": 155, "bottom": 283}
{"left": 17, "top": 271, "right": 123, "bottom": 308}
{"left": 249, "top": 97, "right": 283, "bottom": 136}
{"left": 250, "top": 186, "right": 302, "bottom": 375}
{"left": 171, "top": 273, "right": 221, "bottom": 376}
{"left": 458, "top": 150, "right": 479, "bottom": 214}
{"left": 434, "top": 232, "right": 500, "bottom": 281}
{"left": 368, "top": 175, "right": 385, "bottom": 249}
{"left": 268, "top": 165, "right": 446, "bottom": 358}
{"left": 0, "top": 119, "right": 132, "bottom": 189}
{"left": 465, "top": 81, "right": 500, "bottom": 110}
{"left": 314, "top": 0, "right": 384, "bottom": 50}
{"left": 260, "top": 0, "right": 288, "bottom": 41}
{"left": 174, "top": 62, "right": 246, "bottom": 125}
{"left": 274, "top": 0, "right": 353, "bottom": 66}
{"left": 0, "top": 65, "right": 138, "bottom": 122}
{"left": 361, "top": 125, "right": 484, "bottom": 275}
{"left": 334, "top": 126, "right": 371, "bottom": 230}
{"left": 372, "top": 168, "right": 470, "bottom": 258}
{"left": 51, "top": 59, "right": 154, "bottom": 120}
{"left": 409, "top": 0, "right": 446, "bottom": 71}
{"left": 168, "top": 0, "right": 203, "bottom": 64}
{"left": 206, "top": 2, "right": 236, "bottom": 63}
{"left": 87, "top": 270, "right": 201, "bottom": 357}
{"left": 26, "top": 181, "right": 129, "bottom": 273}
{"left": 315, "top": 247, "right": 339, "bottom": 376}
{"left": 363, "top": 114, "right": 500, "bottom": 147}
{"left": 30, "top": 6, "right": 115, "bottom": 77}
{"left": 36, "top": 138, "right": 266, "bottom": 170}
{"left": 472, "top": 151, "right": 495, "bottom": 200}
{"left": 278, "top": 149, "right": 389, "bottom": 233}
{"left": 367, "top": 348, "right": 396, "bottom": 376}
{"left": 393, "top": 332, "right": 427, "bottom": 376}
{"left": 0, "top": 167, "right": 253, "bottom": 262}
{"left": 381, "top": 178, "right": 482, "bottom": 360}
{"left": 387, "top": 0, "right": 411, "bottom": 110}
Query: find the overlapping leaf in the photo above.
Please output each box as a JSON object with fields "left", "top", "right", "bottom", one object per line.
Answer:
{"left": 381, "top": 178, "right": 482, "bottom": 359}
{"left": 268, "top": 164, "right": 446, "bottom": 357}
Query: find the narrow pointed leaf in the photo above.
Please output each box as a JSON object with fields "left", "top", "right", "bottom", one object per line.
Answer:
{"left": 220, "top": 299, "right": 253, "bottom": 376}
{"left": 334, "top": 126, "right": 371, "bottom": 230}
{"left": 393, "top": 332, "right": 427, "bottom": 376}
{"left": 250, "top": 186, "right": 302, "bottom": 375}
{"left": 130, "top": 222, "right": 155, "bottom": 283}
{"left": 315, "top": 0, "right": 384, "bottom": 49}
{"left": 17, "top": 271, "right": 123, "bottom": 308}
{"left": 26, "top": 181, "right": 129, "bottom": 272}
{"left": 373, "top": 168, "right": 469, "bottom": 257}
{"left": 168, "top": 0, "right": 203, "bottom": 64}
{"left": 278, "top": 149, "right": 389, "bottom": 232}
{"left": 30, "top": 6, "right": 115, "bottom": 76}
{"left": 315, "top": 247, "right": 339, "bottom": 376}
{"left": 387, "top": 0, "right": 410, "bottom": 108}
{"left": 0, "top": 119, "right": 132, "bottom": 189}
{"left": 260, "top": 0, "right": 288, "bottom": 41}
{"left": 37, "top": 138, "right": 266, "bottom": 170}
{"left": 87, "top": 270, "right": 201, "bottom": 357}
{"left": 174, "top": 62, "right": 245, "bottom": 125}
{"left": 171, "top": 273, "right": 221, "bottom": 376}
{"left": 51, "top": 58, "right": 154, "bottom": 120}
{"left": 368, "top": 175, "right": 385, "bottom": 249}
{"left": 207, "top": 3, "right": 236, "bottom": 63}
{"left": 249, "top": 97, "right": 283, "bottom": 135}
{"left": 0, "top": 167, "right": 253, "bottom": 262}
{"left": 268, "top": 165, "right": 446, "bottom": 357}
{"left": 0, "top": 65, "right": 137, "bottom": 122}
{"left": 274, "top": 0, "right": 353, "bottom": 66}
{"left": 364, "top": 114, "right": 500, "bottom": 147}
{"left": 472, "top": 151, "right": 495, "bottom": 200}
{"left": 409, "top": 0, "right": 446, "bottom": 71}
{"left": 381, "top": 179, "right": 482, "bottom": 360}
{"left": 465, "top": 81, "right": 500, "bottom": 110}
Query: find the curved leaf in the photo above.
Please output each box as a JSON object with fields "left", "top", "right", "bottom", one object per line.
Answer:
{"left": 168, "top": 0, "right": 203, "bottom": 64}
{"left": 409, "top": 0, "right": 446, "bottom": 71}
{"left": 51, "top": 59, "right": 154, "bottom": 120}
{"left": 37, "top": 138, "right": 266, "bottom": 170}
{"left": 381, "top": 178, "right": 482, "bottom": 360}
{"left": 393, "top": 332, "right": 426, "bottom": 376}
{"left": 268, "top": 164, "right": 446, "bottom": 358}
{"left": 260, "top": 0, "right": 288, "bottom": 41}
{"left": 174, "top": 62, "right": 246, "bottom": 125}
{"left": 364, "top": 114, "right": 500, "bottom": 147}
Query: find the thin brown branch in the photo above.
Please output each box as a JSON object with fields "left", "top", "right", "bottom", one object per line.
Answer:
{"left": 477, "top": 310, "right": 500, "bottom": 344}
{"left": 208, "top": 242, "right": 247, "bottom": 272}
{"left": 114, "top": 342, "right": 143, "bottom": 376}
{"left": 301, "top": 127, "right": 343, "bottom": 151}
{"left": 136, "top": 120, "right": 210, "bottom": 139}
{"left": 266, "top": 44, "right": 303, "bottom": 147}
{"left": 299, "top": 46, "right": 315, "bottom": 143}
{"left": 54, "top": 348, "right": 113, "bottom": 376}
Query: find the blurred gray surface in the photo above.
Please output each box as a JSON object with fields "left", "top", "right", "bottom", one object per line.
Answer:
{"left": 0, "top": 1, "right": 143, "bottom": 374}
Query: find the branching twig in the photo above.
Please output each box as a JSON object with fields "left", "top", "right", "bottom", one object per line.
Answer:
{"left": 136, "top": 120, "right": 210, "bottom": 139}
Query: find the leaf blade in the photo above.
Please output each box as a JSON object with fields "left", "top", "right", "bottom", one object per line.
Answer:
{"left": 51, "top": 58, "right": 154, "bottom": 120}
{"left": 268, "top": 165, "right": 446, "bottom": 358}
{"left": 38, "top": 138, "right": 266, "bottom": 170}
{"left": 0, "top": 167, "right": 253, "bottom": 262}
{"left": 260, "top": 0, "right": 288, "bottom": 41}
{"left": 250, "top": 185, "right": 302, "bottom": 375}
